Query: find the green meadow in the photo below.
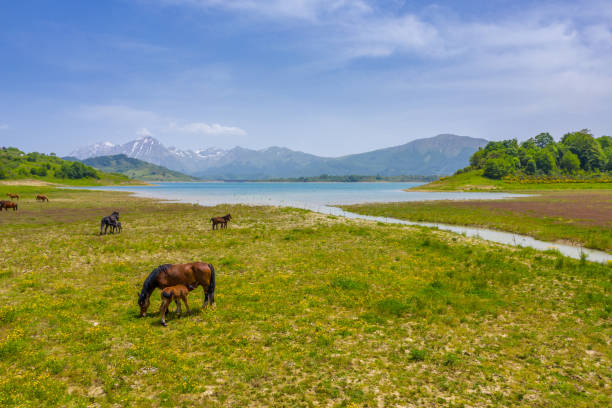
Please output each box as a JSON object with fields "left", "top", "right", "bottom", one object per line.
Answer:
{"left": 0, "top": 186, "right": 610, "bottom": 407}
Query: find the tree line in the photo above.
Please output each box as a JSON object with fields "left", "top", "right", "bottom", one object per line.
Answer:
{"left": 462, "top": 130, "right": 612, "bottom": 179}
{"left": 0, "top": 147, "right": 99, "bottom": 180}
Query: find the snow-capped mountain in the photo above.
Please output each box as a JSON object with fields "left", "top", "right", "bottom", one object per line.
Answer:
{"left": 70, "top": 141, "right": 117, "bottom": 159}
{"left": 70, "top": 134, "right": 487, "bottom": 179}
{"left": 70, "top": 136, "right": 226, "bottom": 174}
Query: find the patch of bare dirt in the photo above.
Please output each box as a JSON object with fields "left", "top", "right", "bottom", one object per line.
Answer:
{"left": 453, "top": 191, "right": 612, "bottom": 226}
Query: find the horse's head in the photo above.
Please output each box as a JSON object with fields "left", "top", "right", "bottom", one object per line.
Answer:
{"left": 138, "top": 291, "right": 150, "bottom": 317}
{"left": 225, "top": 214, "right": 232, "bottom": 220}
{"left": 112, "top": 211, "right": 119, "bottom": 220}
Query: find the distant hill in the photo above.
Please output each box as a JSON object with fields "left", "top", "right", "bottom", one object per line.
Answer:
{"left": 71, "top": 134, "right": 488, "bottom": 179}
{"left": 75, "top": 154, "right": 199, "bottom": 181}
{"left": 0, "top": 147, "right": 132, "bottom": 185}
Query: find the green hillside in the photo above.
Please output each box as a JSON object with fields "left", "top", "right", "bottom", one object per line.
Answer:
{"left": 417, "top": 130, "right": 612, "bottom": 191}
{"left": 76, "top": 154, "right": 199, "bottom": 181}
{"left": 0, "top": 147, "right": 135, "bottom": 185}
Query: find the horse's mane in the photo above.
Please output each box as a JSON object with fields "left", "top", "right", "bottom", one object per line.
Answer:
{"left": 138, "top": 264, "right": 172, "bottom": 305}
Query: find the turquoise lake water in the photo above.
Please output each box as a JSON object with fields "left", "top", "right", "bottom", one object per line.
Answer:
{"left": 87, "top": 182, "right": 611, "bottom": 263}
{"left": 91, "top": 181, "right": 522, "bottom": 208}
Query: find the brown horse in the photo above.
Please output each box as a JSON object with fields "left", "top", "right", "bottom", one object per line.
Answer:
{"left": 159, "top": 283, "right": 196, "bottom": 326}
{"left": 1, "top": 201, "right": 18, "bottom": 211}
{"left": 36, "top": 194, "right": 49, "bottom": 202}
{"left": 138, "top": 262, "right": 216, "bottom": 317}
{"left": 211, "top": 213, "right": 232, "bottom": 230}
{"left": 7, "top": 193, "right": 19, "bottom": 200}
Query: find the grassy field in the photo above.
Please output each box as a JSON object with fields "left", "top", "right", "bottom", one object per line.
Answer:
{"left": 341, "top": 190, "right": 612, "bottom": 253}
{"left": 0, "top": 185, "right": 610, "bottom": 407}
{"left": 416, "top": 170, "right": 612, "bottom": 191}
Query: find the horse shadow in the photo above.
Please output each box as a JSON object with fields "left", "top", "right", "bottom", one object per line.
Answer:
{"left": 138, "top": 304, "right": 210, "bottom": 326}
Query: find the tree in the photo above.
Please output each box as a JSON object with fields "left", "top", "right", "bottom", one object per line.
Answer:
{"left": 560, "top": 151, "right": 580, "bottom": 173}
{"left": 535, "top": 150, "right": 556, "bottom": 174}
{"left": 534, "top": 132, "right": 554, "bottom": 148}
{"left": 597, "top": 136, "right": 612, "bottom": 150}
{"left": 525, "top": 158, "right": 537, "bottom": 175}
{"left": 561, "top": 130, "right": 606, "bottom": 170}
{"left": 469, "top": 149, "right": 485, "bottom": 168}
{"left": 483, "top": 157, "right": 514, "bottom": 179}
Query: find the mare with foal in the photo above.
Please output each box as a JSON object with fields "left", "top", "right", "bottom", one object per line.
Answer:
{"left": 138, "top": 262, "right": 216, "bottom": 323}
{"left": 210, "top": 213, "right": 231, "bottom": 230}
{"left": 100, "top": 211, "right": 120, "bottom": 235}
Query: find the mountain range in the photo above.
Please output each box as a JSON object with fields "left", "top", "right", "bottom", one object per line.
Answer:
{"left": 70, "top": 134, "right": 487, "bottom": 179}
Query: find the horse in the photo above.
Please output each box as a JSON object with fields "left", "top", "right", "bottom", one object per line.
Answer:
{"left": 100, "top": 211, "right": 119, "bottom": 235}
{"left": 159, "top": 283, "right": 197, "bottom": 326}
{"left": 112, "top": 221, "right": 122, "bottom": 234}
{"left": 36, "top": 194, "right": 49, "bottom": 202}
{"left": 1, "top": 201, "right": 18, "bottom": 211}
{"left": 210, "top": 213, "right": 232, "bottom": 230}
{"left": 7, "top": 193, "right": 19, "bottom": 200}
{"left": 138, "top": 262, "right": 216, "bottom": 317}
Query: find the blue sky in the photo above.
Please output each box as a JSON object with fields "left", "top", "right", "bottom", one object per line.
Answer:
{"left": 1, "top": 0, "right": 611, "bottom": 156}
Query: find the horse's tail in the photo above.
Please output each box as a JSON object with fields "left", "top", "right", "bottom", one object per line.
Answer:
{"left": 208, "top": 263, "right": 216, "bottom": 294}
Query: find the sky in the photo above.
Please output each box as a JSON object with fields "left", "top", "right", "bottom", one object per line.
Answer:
{"left": 1, "top": 0, "right": 611, "bottom": 157}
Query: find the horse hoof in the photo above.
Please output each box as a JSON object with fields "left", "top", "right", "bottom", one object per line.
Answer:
{"left": 161, "top": 322, "right": 167, "bottom": 327}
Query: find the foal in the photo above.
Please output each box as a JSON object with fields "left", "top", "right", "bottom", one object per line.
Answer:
{"left": 159, "top": 283, "right": 196, "bottom": 326}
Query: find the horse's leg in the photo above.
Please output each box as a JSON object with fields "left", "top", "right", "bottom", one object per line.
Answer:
{"left": 175, "top": 299, "right": 181, "bottom": 316}
{"left": 208, "top": 290, "right": 215, "bottom": 309}
{"left": 181, "top": 294, "right": 191, "bottom": 315}
{"left": 160, "top": 297, "right": 171, "bottom": 326}
{"left": 202, "top": 286, "right": 208, "bottom": 308}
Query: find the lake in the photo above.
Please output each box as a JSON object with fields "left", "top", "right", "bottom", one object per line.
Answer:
{"left": 87, "top": 182, "right": 611, "bottom": 263}
{"left": 90, "top": 181, "right": 523, "bottom": 208}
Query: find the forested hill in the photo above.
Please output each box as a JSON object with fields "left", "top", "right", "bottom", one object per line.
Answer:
{"left": 75, "top": 154, "right": 199, "bottom": 181}
{"left": 0, "top": 147, "right": 131, "bottom": 185}
{"left": 462, "top": 130, "right": 612, "bottom": 180}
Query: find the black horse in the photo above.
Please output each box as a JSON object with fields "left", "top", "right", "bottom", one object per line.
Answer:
{"left": 111, "top": 221, "right": 122, "bottom": 234}
{"left": 100, "top": 211, "right": 119, "bottom": 235}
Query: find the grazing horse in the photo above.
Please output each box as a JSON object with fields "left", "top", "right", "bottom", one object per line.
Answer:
{"left": 36, "top": 194, "right": 49, "bottom": 202}
{"left": 7, "top": 193, "right": 19, "bottom": 200}
{"left": 138, "top": 262, "right": 216, "bottom": 317}
{"left": 159, "top": 283, "right": 196, "bottom": 326}
{"left": 210, "top": 213, "right": 232, "bottom": 230}
{"left": 100, "top": 211, "right": 119, "bottom": 235}
{"left": 1, "top": 201, "right": 18, "bottom": 211}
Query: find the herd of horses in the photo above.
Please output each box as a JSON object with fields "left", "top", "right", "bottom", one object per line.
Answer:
{"left": 4, "top": 189, "right": 226, "bottom": 326}
{"left": 0, "top": 193, "right": 49, "bottom": 211}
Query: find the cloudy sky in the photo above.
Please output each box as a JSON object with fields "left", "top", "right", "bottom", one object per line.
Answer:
{"left": 1, "top": 0, "right": 611, "bottom": 156}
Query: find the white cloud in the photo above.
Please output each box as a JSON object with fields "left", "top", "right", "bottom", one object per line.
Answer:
{"left": 169, "top": 121, "right": 247, "bottom": 136}
{"left": 160, "top": 0, "right": 371, "bottom": 21}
